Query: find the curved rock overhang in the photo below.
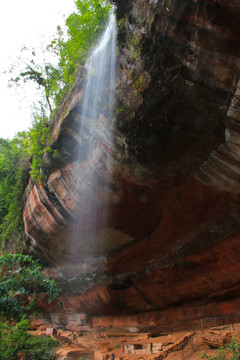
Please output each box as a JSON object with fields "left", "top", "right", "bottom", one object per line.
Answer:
{"left": 24, "top": 0, "right": 240, "bottom": 326}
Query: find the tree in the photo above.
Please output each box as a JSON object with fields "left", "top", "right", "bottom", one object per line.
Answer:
{"left": 0, "top": 254, "right": 61, "bottom": 359}
{"left": 0, "top": 124, "right": 56, "bottom": 250}
{"left": 10, "top": 0, "right": 112, "bottom": 110}
{"left": 10, "top": 48, "right": 61, "bottom": 115}
{"left": 17, "top": 64, "right": 54, "bottom": 113}
{"left": 0, "top": 253, "right": 61, "bottom": 321}
{"left": 52, "top": 0, "right": 111, "bottom": 87}
{"left": 0, "top": 318, "right": 60, "bottom": 360}
{"left": 0, "top": 134, "right": 29, "bottom": 250}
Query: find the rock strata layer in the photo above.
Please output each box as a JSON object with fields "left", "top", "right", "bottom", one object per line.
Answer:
{"left": 24, "top": 0, "right": 240, "bottom": 328}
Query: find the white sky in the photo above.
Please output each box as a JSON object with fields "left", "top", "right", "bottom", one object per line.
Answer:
{"left": 0, "top": 0, "right": 76, "bottom": 139}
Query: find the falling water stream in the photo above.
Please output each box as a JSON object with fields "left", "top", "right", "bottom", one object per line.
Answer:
{"left": 82, "top": 12, "right": 117, "bottom": 134}
{"left": 57, "top": 12, "right": 117, "bottom": 281}
{"left": 78, "top": 10, "right": 117, "bottom": 241}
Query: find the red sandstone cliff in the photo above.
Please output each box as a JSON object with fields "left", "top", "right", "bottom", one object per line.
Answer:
{"left": 23, "top": 0, "right": 240, "bottom": 329}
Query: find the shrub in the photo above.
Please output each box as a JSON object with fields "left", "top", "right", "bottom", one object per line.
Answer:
{"left": 0, "top": 319, "right": 60, "bottom": 360}
{"left": 0, "top": 134, "right": 29, "bottom": 250}
{"left": 201, "top": 338, "right": 240, "bottom": 360}
{"left": 0, "top": 319, "right": 29, "bottom": 360}
{"left": 23, "top": 334, "right": 60, "bottom": 360}
{"left": 0, "top": 253, "right": 61, "bottom": 321}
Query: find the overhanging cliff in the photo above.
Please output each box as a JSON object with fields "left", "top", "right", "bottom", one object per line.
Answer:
{"left": 23, "top": 0, "right": 240, "bottom": 329}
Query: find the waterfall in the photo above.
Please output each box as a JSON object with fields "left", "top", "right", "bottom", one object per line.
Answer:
{"left": 56, "top": 12, "right": 117, "bottom": 281}
{"left": 70, "top": 12, "right": 117, "bottom": 275}
{"left": 81, "top": 12, "right": 117, "bottom": 139}
{"left": 78, "top": 11, "right": 117, "bottom": 238}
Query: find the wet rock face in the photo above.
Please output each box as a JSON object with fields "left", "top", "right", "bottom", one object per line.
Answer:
{"left": 24, "top": 0, "right": 240, "bottom": 323}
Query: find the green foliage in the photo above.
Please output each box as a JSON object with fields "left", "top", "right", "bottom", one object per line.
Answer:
{"left": 0, "top": 319, "right": 30, "bottom": 359}
{"left": 128, "top": 33, "right": 142, "bottom": 61}
{"left": 0, "top": 319, "right": 60, "bottom": 360}
{"left": 23, "top": 334, "right": 60, "bottom": 360}
{"left": 0, "top": 134, "right": 29, "bottom": 249}
{"left": 0, "top": 253, "right": 61, "bottom": 321}
{"left": 135, "top": 75, "right": 143, "bottom": 89}
{"left": 201, "top": 339, "right": 240, "bottom": 359}
{"left": 51, "top": 0, "right": 111, "bottom": 92}
{"left": 9, "top": 44, "right": 64, "bottom": 114}
{"left": 16, "top": 63, "right": 61, "bottom": 113}
{"left": 0, "top": 255, "right": 61, "bottom": 359}
{"left": 0, "top": 119, "right": 56, "bottom": 247}
{"left": 25, "top": 106, "right": 56, "bottom": 182}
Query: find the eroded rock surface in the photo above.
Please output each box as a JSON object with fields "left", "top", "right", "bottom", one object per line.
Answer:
{"left": 24, "top": 0, "right": 240, "bottom": 327}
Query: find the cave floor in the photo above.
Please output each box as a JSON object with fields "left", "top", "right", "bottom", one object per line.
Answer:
{"left": 30, "top": 323, "right": 240, "bottom": 360}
